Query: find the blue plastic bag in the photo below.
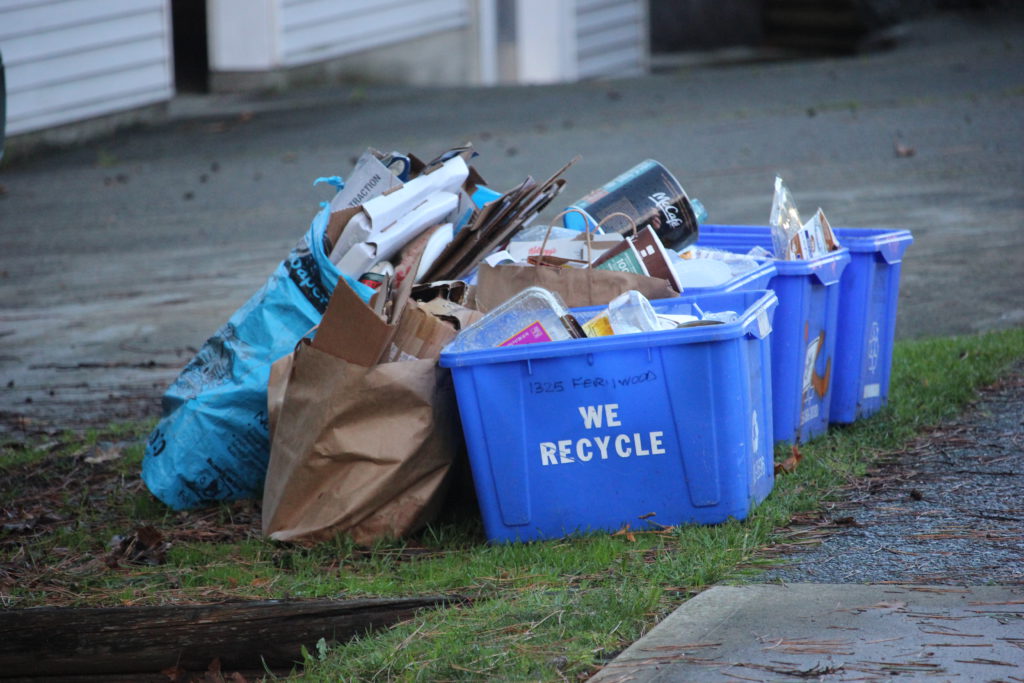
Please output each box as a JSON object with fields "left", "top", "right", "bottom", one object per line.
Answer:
{"left": 142, "top": 198, "right": 374, "bottom": 510}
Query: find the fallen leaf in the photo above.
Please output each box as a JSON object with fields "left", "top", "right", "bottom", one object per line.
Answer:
{"left": 775, "top": 445, "right": 803, "bottom": 475}
{"left": 205, "top": 657, "right": 224, "bottom": 683}
{"left": 894, "top": 139, "right": 916, "bottom": 157}
{"left": 83, "top": 441, "right": 126, "bottom": 464}
{"left": 162, "top": 665, "right": 188, "bottom": 682}
{"left": 106, "top": 525, "right": 169, "bottom": 567}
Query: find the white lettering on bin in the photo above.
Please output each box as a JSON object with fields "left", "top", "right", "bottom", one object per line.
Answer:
{"left": 557, "top": 440, "right": 574, "bottom": 464}
{"left": 576, "top": 438, "right": 593, "bottom": 461}
{"left": 539, "top": 404, "right": 666, "bottom": 466}
{"left": 863, "top": 383, "right": 881, "bottom": 399}
{"left": 753, "top": 455, "right": 766, "bottom": 483}
{"left": 578, "top": 403, "right": 622, "bottom": 429}
{"left": 867, "top": 322, "right": 880, "bottom": 373}
{"left": 539, "top": 432, "right": 666, "bottom": 465}
{"left": 751, "top": 411, "right": 759, "bottom": 454}
{"left": 540, "top": 443, "right": 557, "bottom": 466}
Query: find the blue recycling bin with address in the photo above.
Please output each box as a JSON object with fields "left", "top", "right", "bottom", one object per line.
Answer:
{"left": 697, "top": 228, "right": 849, "bottom": 443}
{"left": 698, "top": 224, "right": 912, "bottom": 424}
{"left": 440, "top": 290, "right": 777, "bottom": 543}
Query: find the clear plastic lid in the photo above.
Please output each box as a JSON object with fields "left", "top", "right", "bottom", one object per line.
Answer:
{"left": 445, "top": 287, "right": 582, "bottom": 353}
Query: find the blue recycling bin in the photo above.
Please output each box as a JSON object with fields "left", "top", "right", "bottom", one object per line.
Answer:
{"left": 829, "top": 227, "right": 913, "bottom": 422}
{"left": 440, "top": 290, "right": 778, "bottom": 543}
{"left": 698, "top": 224, "right": 912, "bottom": 423}
{"left": 697, "top": 228, "right": 849, "bottom": 443}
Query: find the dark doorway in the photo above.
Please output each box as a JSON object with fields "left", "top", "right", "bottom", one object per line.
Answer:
{"left": 171, "top": 0, "right": 209, "bottom": 93}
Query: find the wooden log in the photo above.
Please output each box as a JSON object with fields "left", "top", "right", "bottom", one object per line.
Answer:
{"left": 0, "top": 595, "right": 460, "bottom": 679}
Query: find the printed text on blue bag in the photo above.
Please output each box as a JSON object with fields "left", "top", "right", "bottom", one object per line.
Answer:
{"left": 539, "top": 403, "right": 665, "bottom": 466}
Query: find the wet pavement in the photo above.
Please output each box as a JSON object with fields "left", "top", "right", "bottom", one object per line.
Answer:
{"left": 591, "top": 584, "right": 1024, "bottom": 682}
{"left": 1, "top": 8, "right": 1023, "bottom": 435}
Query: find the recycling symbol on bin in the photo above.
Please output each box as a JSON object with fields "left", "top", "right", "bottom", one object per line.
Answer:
{"left": 867, "top": 321, "right": 880, "bottom": 374}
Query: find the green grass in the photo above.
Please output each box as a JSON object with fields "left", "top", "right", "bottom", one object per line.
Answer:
{"left": 2, "top": 328, "right": 1022, "bottom": 680}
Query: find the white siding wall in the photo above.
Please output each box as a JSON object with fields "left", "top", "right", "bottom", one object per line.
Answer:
{"left": 575, "top": 0, "right": 646, "bottom": 80}
{"left": 278, "top": 0, "right": 470, "bottom": 68}
{"left": 1, "top": 0, "right": 174, "bottom": 136}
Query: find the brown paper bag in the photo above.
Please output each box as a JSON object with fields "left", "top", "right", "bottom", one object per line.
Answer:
{"left": 473, "top": 209, "right": 679, "bottom": 312}
{"left": 475, "top": 263, "right": 678, "bottom": 312}
{"left": 261, "top": 341, "right": 459, "bottom": 544}
{"left": 263, "top": 251, "right": 465, "bottom": 545}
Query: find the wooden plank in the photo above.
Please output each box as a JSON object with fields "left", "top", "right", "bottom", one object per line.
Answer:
{"left": 0, "top": 595, "right": 459, "bottom": 679}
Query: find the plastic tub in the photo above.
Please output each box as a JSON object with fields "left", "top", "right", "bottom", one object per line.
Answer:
{"left": 830, "top": 227, "right": 913, "bottom": 422}
{"left": 680, "top": 257, "right": 777, "bottom": 295}
{"left": 440, "top": 290, "right": 778, "bottom": 543}
{"left": 698, "top": 229, "right": 850, "bottom": 442}
{"left": 698, "top": 224, "right": 912, "bottom": 423}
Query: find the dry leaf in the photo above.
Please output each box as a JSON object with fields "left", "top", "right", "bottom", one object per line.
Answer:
{"left": 894, "top": 139, "right": 916, "bottom": 157}
{"left": 106, "top": 525, "right": 169, "bottom": 567}
{"left": 775, "top": 445, "right": 803, "bottom": 475}
{"left": 162, "top": 665, "right": 188, "bottom": 683}
{"left": 84, "top": 441, "right": 125, "bottom": 464}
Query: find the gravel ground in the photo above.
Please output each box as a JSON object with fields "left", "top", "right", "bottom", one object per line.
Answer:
{"left": 758, "top": 369, "right": 1024, "bottom": 586}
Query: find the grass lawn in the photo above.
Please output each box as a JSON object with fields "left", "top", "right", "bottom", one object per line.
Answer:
{"left": 2, "top": 327, "right": 1022, "bottom": 681}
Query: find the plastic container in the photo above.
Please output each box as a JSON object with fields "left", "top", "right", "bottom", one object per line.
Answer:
{"left": 697, "top": 228, "right": 849, "bottom": 443}
{"left": 440, "top": 290, "right": 778, "bottom": 543}
{"left": 698, "top": 224, "right": 912, "bottom": 423}
{"left": 444, "top": 286, "right": 583, "bottom": 353}
{"left": 680, "top": 257, "right": 777, "bottom": 294}
{"left": 830, "top": 227, "right": 913, "bottom": 422}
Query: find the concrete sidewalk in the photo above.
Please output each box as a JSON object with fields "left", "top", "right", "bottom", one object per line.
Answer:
{"left": 591, "top": 584, "right": 1024, "bottom": 682}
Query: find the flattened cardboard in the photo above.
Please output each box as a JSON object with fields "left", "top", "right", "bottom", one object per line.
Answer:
{"left": 328, "top": 149, "right": 402, "bottom": 213}
{"left": 507, "top": 233, "right": 624, "bottom": 264}
{"left": 383, "top": 300, "right": 482, "bottom": 363}
{"left": 311, "top": 252, "right": 418, "bottom": 367}
{"left": 630, "top": 226, "right": 683, "bottom": 292}
{"left": 420, "top": 157, "right": 576, "bottom": 283}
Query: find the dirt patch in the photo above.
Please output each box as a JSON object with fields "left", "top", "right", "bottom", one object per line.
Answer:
{"left": 0, "top": 435, "right": 261, "bottom": 607}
